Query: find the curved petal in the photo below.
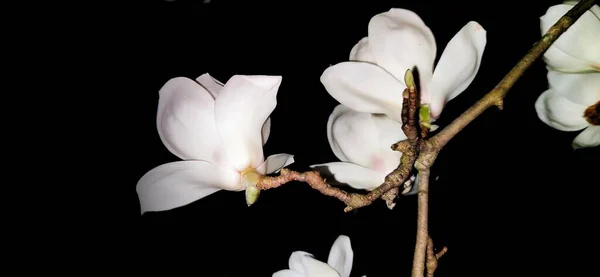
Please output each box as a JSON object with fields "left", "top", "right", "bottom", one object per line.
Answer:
{"left": 136, "top": 161, "right": 241, "bottom": 214}
{"left": 310, "top": 162, "right": 386, "bottom": 191}
{"left": 289, "top": 251, "right": 341, "bottom": 277}
{"left": 429, "top": 21, "right": 487, "bottom": 118}
{"left": 272, "top": 270, "right": 305, "bottom": 277}
{"left": 321, "top": 62, "right": 406, "bottom": 122}
{"left": 540, "top": 4, "right": 600, "bottom": 72}
{"left": 328, "top": 106, "right": 404, "bottom": 173}
{"left": 327, "top": 236, "right": 354, "bottom": 277}
{"left": 256, "top": 154, "right": 295, "bottom": 175}
{"left": 573, "top": 126, "right": 600, "bottom": 149}
{"left": 327, "top": 105, "right": 351, "bottom": 162}
{"left": 214, "top": 75, "right": 283, "bottom": 171}
{"left": 262, "top": 117, "right": 272, "bottom": 145}
{"left": 349, "top": 37, "right": 376, "bottom": 63}
{"left": 156, "top": 77, "right": 226, "bottom": 163}
{"left": 368, "top": 8, "right": 437, "bottom": 85}
{"left": 535, "top": 88, "right": 589, "bottom": 131}
{"left": 196, "top": 73, "right": 224, "bottom": 99}
{"left": 197, "top": 74, "right": 273, "bottom": 146}
{"left": 547, "top": 71, "right": 600, "bottom": 106}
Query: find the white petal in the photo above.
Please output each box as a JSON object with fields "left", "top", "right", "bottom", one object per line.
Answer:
{"left": 156, "top": 77, "right": 226, "bottom": 163}
{"left": 310, "top": 162, "right": 386, "bottom": 191}
{"left": 196, "top": 73, "right": 224, "bottom": 98}
{"left": 136, "top": 160, "right": 241, "bottom": 214}
{"left": 262, "top": 117, "right": 272, "bottom": 145}
{"left": 321, "top": 62, "right": 407, "bottom": 122}
{"left": 573, "top": 126, "right": 600, "bottom": 149}
{"left": 540, "top": 4, "right": 600, "bottom": 72}
{"left": 535, "top": 88, "right": 589, "bottom": 131}
{"left": 547, "top": 70, "right": 600, "bottom": 106}
{"left": 272, "top": 270, "right": 305, "bottom": 277}
{"left": 289, "top": 251, "right": 341, "bottom": 277}
{"left": 368, "top": 8, "right": 437, "bottom": 85}
{"left": 328, "top": 106, "right": 404, "bottom": 173}
{"left": 214, "top": 75, "right": 283, "bottom": 171}
{"left": 197, "top": 74, "right": 273, "bottom": 146}
{"left": 327, "top": 105, "right": 351, "bottom": 162}
{"left": 349, "top": 37, "right": 376, "bottom": 63}
{"left": 429, "top": 21, "right": 487, "bottom": 118}
{"left": 256, "top": 154, "right": 295, "bottom": 175}
{"left": 327, "top": 236, "right": 354, "bottom": 277}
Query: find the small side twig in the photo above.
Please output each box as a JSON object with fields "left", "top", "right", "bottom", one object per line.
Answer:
{"left": 258, "top": 69, "right": 423, "bottom": 212}
{"left": 426, "top": 236, "right": 448, "bottom": 277}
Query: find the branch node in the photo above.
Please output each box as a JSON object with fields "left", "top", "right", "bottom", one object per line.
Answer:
{"left": 495, "top": 99, "right": 504, "bottom": 110}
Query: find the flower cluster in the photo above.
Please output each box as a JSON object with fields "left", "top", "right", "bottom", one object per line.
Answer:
{"left": 136, "top": 4, "right": 598, "bottom": 216}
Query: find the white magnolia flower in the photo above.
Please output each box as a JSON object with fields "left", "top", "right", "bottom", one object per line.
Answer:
{"left": 273, "top": 235, "right": 364, "bottom": 277}
{"left": 321, "top": 8, "right": 487, "bottom": 120}
{"left": 540, "top": 1, "right": 600, "bottom": 73}
{"left": 136, "top": 73, "right": 294, "bottom": 214}
{"left": 311, "top": 105, "right": 417, "bottom": 194}
{"left": 535, "top": 70, "right": 600, "bottom": 149}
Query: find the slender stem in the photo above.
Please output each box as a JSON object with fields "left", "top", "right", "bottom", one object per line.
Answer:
{"left": 412, "top": 169, "right": 430, "bottom": 277}
{"left": 430, "top": 0, "right": 597, "bottom": 149}
{"left": 410, "top": 1, "right": 596, "bottom": 276}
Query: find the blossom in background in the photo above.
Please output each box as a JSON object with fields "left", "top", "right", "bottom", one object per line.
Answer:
{"left": 136, "top": 73, "right": 294, "bottom": 214}
{"left": 535, "top": 2, "right": 600, "bottom": 149}
{"left": 312, "top": 8, "right": 485, "bottom": 193}
{"left": 321, "top": 8, "right": 487, "bottom": 121}
{"left": 535, "top": 70, "right": 600, "bottom": 149}
{"left": 273, "top": 235, "right": 364, "bottom": 277}
{"left": 540, "top": 1, "right": 600, "bottom": 73}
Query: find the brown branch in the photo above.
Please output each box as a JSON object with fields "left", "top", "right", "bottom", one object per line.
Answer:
{"left": 426, "top": 236, "right": 448, "bottom": 277}
{"left": 257, "top": 152, "right": 417, "bottom": 212}
{"left": 381, "top": 187, "right": 400, "bottom": 209}
{"left": 258, "top": 69, "right": 423, "bottom": 211}
{"left": 410, "top": 3, "right": 596, "bottom": 275}
{"left": 411, "top": 169, "right": 430, "bottom": 277}
{"left": 429, "top": 0, "right": 597, "bottom": 150}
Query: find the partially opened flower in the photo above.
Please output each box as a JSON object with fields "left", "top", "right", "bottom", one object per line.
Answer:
{"left": 311, "top": 105, "right": 417, "bottom": 194}
{"left": 321, "top": 8, "right": 487, "bottom": 121}
{"left": 273, "top": 235, "right": 363, "bottom": 277}
{"left": 535, "top": 70, "right": 600, "bottom": 149}
{"left": 136, "top": 73, "right": 294, "bottom": 214}
{"left": 540, "top": 1, "right": 600, "bottom": 73}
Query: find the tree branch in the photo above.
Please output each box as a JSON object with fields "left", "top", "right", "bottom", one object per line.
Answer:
{"left": 410, "top": 2, "right": 596, "bottom": 276}
{"left": 258, "top": 69, "right": 423, "bottom": 211}
{"left": 429, "top": 0, "right": 597, "bottom": 150}
{"left": 426, "top": 236, "right": 448, "bottom": 277}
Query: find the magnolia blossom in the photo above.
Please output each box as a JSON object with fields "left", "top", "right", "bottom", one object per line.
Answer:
{"left": 540, "top": 1, "right": 600, "bottom": 73}
{"left": 312, "top": 8, "right": 485, "bottom": 193}
{"left": 273, "top": 235, "right": 364, "bottom": 277}
{"left": 535, "top": 70, "right": 600, "bottom": 149}
{"left": 136, "top": 73, "right": 294, "bottom": 214}
{"left": 321, "top": 8, "right": 487, "bottom": 121}
{"left": 311, "top": 105, "right": 417, "bottom": 194}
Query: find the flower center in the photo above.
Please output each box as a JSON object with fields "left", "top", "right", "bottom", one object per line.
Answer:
{"left": 241, "top": 168, "right": 261, "bottom": 206}
{"left": 584, "top": 101, "right": 600, "bottom": 126}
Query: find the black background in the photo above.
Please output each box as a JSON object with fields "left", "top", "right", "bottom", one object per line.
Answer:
{"left": 98, "top": 0, "right": 599, "bottom": 276}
